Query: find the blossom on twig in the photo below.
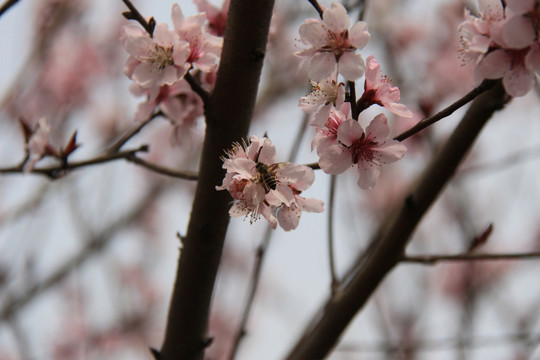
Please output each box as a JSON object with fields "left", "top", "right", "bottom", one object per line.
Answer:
{"left": 217, "top": 136, "right": 323, "bottom": 230}
{"left": 295, "top": 2, "right": 370, "bottom": 81}
{"left": 318, "top": 114, "right": 407, "bottom": 189}
{"left": 358, "top": 56, "right": 413, "bottom": 118}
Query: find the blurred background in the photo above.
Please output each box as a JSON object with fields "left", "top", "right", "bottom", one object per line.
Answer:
{"left": 0, "top": 0, "right": 539, "bottom": 359}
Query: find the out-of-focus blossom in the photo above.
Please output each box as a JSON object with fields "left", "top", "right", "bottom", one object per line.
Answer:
{"left": 217, "top": 136, "right": 322, "bottom": 230}
{"left": 459, "top": 0, "right": 540, "bottom": 96}
{"left": 299, "top": 79, "right": 345, "bottom": 125}
{"left": 295, "top": 2, "right": 370, "bottom": 81}
{"left": 122, "top": 22, "right": 190, "bottom": 88}
{"left": 131, "top": 80, "right": 204, "bottom": 144}
{"left": 358, "top": 56, "right": 413, "bottom": 118}
{"left": 318, "top": 114, "right": 407, "bottom": 189}
{"left": 24, "top": 117, "right": 53, "bottom": 172}
{"left": 172, "top": 3, "right": 223, "bottom": 73}
{"left": 193, "top": 0, "right": 230, "bottom": 36}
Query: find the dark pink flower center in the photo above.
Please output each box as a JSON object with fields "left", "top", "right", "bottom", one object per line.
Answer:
{"left": 320, "top": 30, "right": 355, "bottom": 60}
{"left": 348, "top": 133, "right": 376, "bottom": 165}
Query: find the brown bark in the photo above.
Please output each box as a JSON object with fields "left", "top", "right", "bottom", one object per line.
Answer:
{"left": 159, "top": 1, "right": 275, "bottom": 359}
{"left": 286, "top": 81, "right": 508, "bottom": 360}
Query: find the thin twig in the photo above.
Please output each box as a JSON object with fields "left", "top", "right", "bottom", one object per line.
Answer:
{"left": 393, "top": 79, "right": 497, "bottom": 142}
{"left": 108, "top": 111, "right": 163, "bottom": 152}
{"left": 121, "top": 0, "right": 155, "bottom": 35}
{"left": 328, "top": 175, "right": 339, "bottom": 294}
{"left": 307, "top": 0, "right": 324, "bottom": 17}
{"left": 348, "top": 81, "right": 358, "bottom": 120}
{"left": 0, "top": 145, "right": 149, "bottom": 179}
{"left": 184, "top": 72, "right": 211, "bottom": 107}
{"left": 401, "top": 251, "right": 540, "bottom": 265}
{"left": 127, "top": 155, "right": 198, "bottom": 180}
{"left": 0, "top": 0, "right": 20, "bottom": 17}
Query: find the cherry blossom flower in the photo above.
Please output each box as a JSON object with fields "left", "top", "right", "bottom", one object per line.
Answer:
{"left": 318, "top": 114, "right": 407, "bottom": 189}
{"left": 217, "top": 136, "right": 322, "bottom": 230}
{"left": 24, "top": 117, "right": 53, "bottom": 172}
{"left": 458, "top": 0, "right": 540, "bottom": 96}
{"left": 311, "top": 102, "right": 350, "bottom": 153}
{"left": 193, "top": 0, "right": 230, "bottom": 37}
{"left": 172, "top": 3, "right": 223, "bottom": 73}
{"left": 277, "top": 167, "right": 324, "bottom": 231}
{"left": 130, "top": 80, "right": 204, "bottom": 144}
{"left": 295, "top": 2, "right": 370, "bottom": 81}
{"left": 299, "top": 78, "right": 346, "bottom": 126}
{"left": 122, "top": 22, "right": 191, "bottom": 88}
{"left": 357, "top": 56, "right": 413, "bottom": 118}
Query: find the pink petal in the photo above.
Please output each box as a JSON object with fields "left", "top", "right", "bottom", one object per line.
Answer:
{"left": 476, "top": 49, "right": 510, "bottom": 80}
{"left": 299, "top": 20, "right": 329, "bottom": 49}
{"left": 277, "top": 205, "right": 300, "bottom": 231}
{"left": 365, "top": 114, "right": 389, "bottom": 142}
{"left": 348, "top": 21, "right": 370, "bottom": 50}
{"left": 308, "top": 53, "right": 336, "bottom": 81}
{"left": 375, "top": 141, "right": 407, "bottom": 164}
{"left": 133, "top": 62, "right": 158, "bottom": 86}
{"left": 296, "top": 196, "right": 324, "bottom": 213}
{"left": 526, "top": 43, "right": 540, "bottom": 73}
{"left": 318, "top": 144, "right": 351, "bottom": 174}
{"left": 338, "top": 52, "right": 365, "bottom": 81}
{"left": 503, "top": 16, "right": 536, "bottom": 49}
{"left": 125, "top": 36, "right": 154, "bottom": 58}
{"left": 356, "top": 160, "right": 380, "bottom": 189}
{"left": 153, "top": 23, "right": 175, "bottom": 47}
{"left": 337, "top": 119, "right": 364, "bottom": 146}
{"left": 323, "top": 3, "right": 349, "bottom": 33}
{"left": 503, "top": 65, "right": 535, "bottom": 97}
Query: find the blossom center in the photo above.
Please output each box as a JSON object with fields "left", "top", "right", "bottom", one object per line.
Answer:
{"left": 149, "top": 45, "right": 174, "bottom": 70}
{"left": 320, "top": 30, "right": 355, "bottom": 59}
{"left": 348, "top": 133, "right": 377, "bottom": 164}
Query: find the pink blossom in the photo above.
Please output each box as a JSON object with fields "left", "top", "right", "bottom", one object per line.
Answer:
{"left": 458, "top": 0, "right": 540, "bottom": 96}
{"left": 295, "top": 2, "right": 370, "bottom": 81}
{"left": 299, "top": 79, "right": 346, "bottom": 125}
{"left": 193, "top": 0, "right": 230, "bottom": 37}
{"left": 358, "top": 56, "right": 413, "bottom": 118}
{"left": 122, "top": 22, "right": 191, "bottom": 88}
{"left": 318, "top": 114, "right": 407, "bottom": 189}
{"left": 311, "top": 102, "right": 350, "bottom": 153}
{"left": 277, "top": 167, "right": 324, "bottom": 231}
{"left": 131, "top": 80, "right": 204, "bottom": 144}
{"left": 217, "top": 136, "right": 322, "bottom": 230}
{"left": 503, "top": 0, "right": 539, "bottom": 49}
{"left": 172, "top": 3, "right": 223, "bottom": 73}
{"left": 24, "top": 117, "right": 52, "bottom": 172}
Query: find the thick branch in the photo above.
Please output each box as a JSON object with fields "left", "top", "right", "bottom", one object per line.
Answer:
{"left": 159, "top": 1, "right": 276, "bottom": 359}
{"left": 285, "top": 81, "right": 508, "bottom": 360}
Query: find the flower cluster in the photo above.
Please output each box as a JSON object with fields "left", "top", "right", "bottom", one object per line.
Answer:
{"left": 297, "top": 4, "right": 411, "bottom": 189}
{"left": 121, "top": 2, "right": 223, "bottom": 142}
{"left": 216, "top": 136, "right": 324, "bottom": 231}
{"left": 295, "top": 2, "right": 370, "bottom": 81}
{"left": 459, "top": 0, "right": 540, "bottom": 96}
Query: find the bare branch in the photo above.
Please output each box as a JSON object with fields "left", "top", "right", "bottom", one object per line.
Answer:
{"left": 0, "top": 145, "right": 149, "bottom": 179}
{"left": 108, "top": 111, "right": 163, "bottom": 152}
{"left": 0, "top": 0, "right": 20, "bottom": 18}
{"left": 121, "top": 0, "right": 155, "bottom": 35}
{"left": 393, "top": 80, "right": 497, "bottom": 142}
{"left": 401, "top": 251, "right": 540, "bottom": 265}
{"left": 285, "top": 81, "right": 509, "bottom": 360}
{"left": 126, "top": 155, "right": 198, "bottom": 180}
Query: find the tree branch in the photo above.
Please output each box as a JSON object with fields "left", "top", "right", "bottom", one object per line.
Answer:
{"left": 159, "top": 1, "right": 276, "bottom": 359}
{"left": 393, "top": 80, "right": 496, "bottom": 142}
{"left": 0, "top": 0, "right": 20, "bottom": 17}
{"left": 401, "top": 251, "right": 540, "bottom": 265}
{"left": 285, "top": 81, "right": 509, "bottom": 360}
